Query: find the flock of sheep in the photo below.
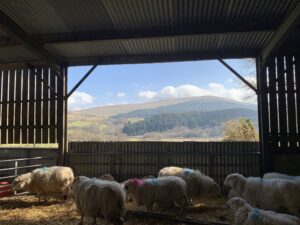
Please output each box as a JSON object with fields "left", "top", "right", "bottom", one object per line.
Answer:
{"left": 10, "top": 166, "right": 300, "bottom": 225}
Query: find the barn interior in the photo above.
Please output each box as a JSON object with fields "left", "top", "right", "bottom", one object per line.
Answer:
{"left": 0, "top": 0, "right": 300, "bottom": 224}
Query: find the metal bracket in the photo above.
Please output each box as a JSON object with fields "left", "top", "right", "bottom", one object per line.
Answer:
{"left": 218, "top": 59, "right": 257, "bottom": 94}
{"left": 66, "top": 65, "right": 97, "bottom": 99}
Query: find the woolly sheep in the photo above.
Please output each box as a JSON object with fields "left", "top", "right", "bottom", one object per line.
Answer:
{"left": 72, "top": 176, "right": 126, "bottom": 225}
{"left": 228, "top": 189, "right": 241, "bottom": 200}
{"left": 99, "top": 174, "right": 115, "bottom": 181}
{"left": 123, "top": 176, "right": 188, "bottom": 212}
{"left": 224, "top": 173, "right": 300, "bottom": 216}
{"left": 263, "top": 172, "right": 300, "bottom": 181}
{"left": 12, "top": 166, "right": 74, "bottom": 201}
{"left": 158, "top": 166, "right": 220, "bottom": 203}
{"left": 227, "top": 197, "right": 300, "bottom": 225}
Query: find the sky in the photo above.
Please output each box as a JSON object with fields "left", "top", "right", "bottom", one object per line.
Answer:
{"left": 68, "top": 59, "right": 257, "bottom": 111}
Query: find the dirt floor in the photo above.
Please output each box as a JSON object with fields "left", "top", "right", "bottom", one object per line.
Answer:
{"left": 0, "top": 195, "right": 233, "bottom": 225}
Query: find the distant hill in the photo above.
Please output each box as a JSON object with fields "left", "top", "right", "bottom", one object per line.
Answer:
{"left": 122, "top": 108, "right": 257, "bottom": 135}
{"left": 114, "top": 96, "right": 256, "bottom": 119}
{"left": 73, "top": 96, "right": 256, "bottom": 118}
{"left": 68, "top": 96, "right": 258, "bottom": 141}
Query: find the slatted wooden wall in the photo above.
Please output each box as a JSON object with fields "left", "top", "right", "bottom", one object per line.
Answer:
{"left": 258, "top": 54, "right": 300, "bottom": 171}
{"left": 0, "top": 67, "right": 65, "bottom": 144}
{"left": 67, "top": 141, "right": 261, "bottom": 185}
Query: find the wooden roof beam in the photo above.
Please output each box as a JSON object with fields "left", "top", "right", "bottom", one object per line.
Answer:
{"left": 0, "top": 9, "right": 61, "bottom": 66}
{"left": 0, "top": 24, "right": 277, "bottom": 47}
{"left": 260, "top": 2, "right": 300, "bottom": 65}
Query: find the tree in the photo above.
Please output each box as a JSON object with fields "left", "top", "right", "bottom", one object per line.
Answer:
{"left": 222, "top": 118, "right": 258, "bottom": 141}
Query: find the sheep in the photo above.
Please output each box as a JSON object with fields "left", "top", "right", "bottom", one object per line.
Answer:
{"left": 99, "top": 174, "right": 115, "bottom": 181}
{"left": 123, "top": 176, "right": 188, "bottom": 212}
{"left": 224, "top": 173, "right": 300, "bottom": 216}
{"left": 263, "top": 172, "right": 300, "bottom": 181}
{"left": 228, "top": 189, "right": 241, "bottom": 200}
{"left": 158, "top": 166, "right": 220, "bottom": 204}
{"left": 72, "top": 176, "right": 126, "bottom": 225}
{"left": 227, "top": 197, "right": 300, "bottom": 225}
{"left": 12, "top": 166, "right": 74, "bottom": 201}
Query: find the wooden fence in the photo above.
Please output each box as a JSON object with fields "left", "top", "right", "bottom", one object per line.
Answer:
{"left": 66, "top": 142, "right": 261, "bottom": 185}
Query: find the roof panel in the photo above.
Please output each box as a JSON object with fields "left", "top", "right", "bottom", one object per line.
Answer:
{"left": 0, "top": 46, "right": 40, "bottom": 62}
{"left": 0, "top": 0, "right": 114, "bottom": 34}
{"left": 0, "top": 0, "right": 298, "bottom": 66}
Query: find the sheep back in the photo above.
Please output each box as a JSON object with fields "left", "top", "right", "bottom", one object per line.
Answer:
{"left": 72, "top": 176, "right": 125, "bottom": 224}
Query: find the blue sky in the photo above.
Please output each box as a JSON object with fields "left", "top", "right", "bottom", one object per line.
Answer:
{"left": 68, "top": 59, "right": 256, "bottom": 111}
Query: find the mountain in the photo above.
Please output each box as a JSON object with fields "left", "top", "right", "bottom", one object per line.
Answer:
{"left": 113, "top": 96, "right": 256, "bottom": 119}
{"left": 122, "top": 108, "right": 257, "bottom": 136}
{"left": 68, "top": 96, "right": 258, "bottom": 141}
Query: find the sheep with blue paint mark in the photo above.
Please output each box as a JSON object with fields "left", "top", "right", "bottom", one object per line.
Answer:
{"left": 224, "top": 173, "right": 300, "bottom": 216}
{"left": 158, "top": 166, "right": 221, "bottom": 204}
{"left": 227, "top": 197, "right": 300, "bottom": 225}
{"left": 263, "top": 172, "right": 300, "bottom": 181}
{"left": 123, "top": 176, "right": 188, "bottom": 212}
{"left": 12, "top": 166, "right": 74, "bottom": 201}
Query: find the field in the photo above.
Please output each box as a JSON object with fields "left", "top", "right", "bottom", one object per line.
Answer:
{"left": 0, "top": 195, "right": 233, "bottom": 225}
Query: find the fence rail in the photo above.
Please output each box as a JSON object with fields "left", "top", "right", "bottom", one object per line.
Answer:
{"left": 0, "top": 150, "right": 58, "bottom": 197}
{"left": 67, "top": 141, "right": 261, "bottom": 185}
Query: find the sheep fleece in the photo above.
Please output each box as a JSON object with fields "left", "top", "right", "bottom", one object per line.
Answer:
{"left": 227, "top": 197, "right": 300, "bottom": 225}
{"left": 72, "top": 176, "right": 125, "bottom": 223}
{"left": 158, "top": 166, "right": 220, "bottom": 199}
{"left": 13, "top": 166, "right": 74, "bottom": 196}
{"left": 124, "top": 176, "right": 187, "bottom": 211}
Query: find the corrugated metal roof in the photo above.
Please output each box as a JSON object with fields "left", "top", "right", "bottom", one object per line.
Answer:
{"left": 0, "top": 0, "right": 299, "bottom": 66}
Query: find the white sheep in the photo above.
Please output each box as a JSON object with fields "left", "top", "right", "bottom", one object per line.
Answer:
{"left": 224, "top": 173, "right": 300, "bottom": 216}
{"left": 227, "top": 197, "right": 300, "bottom": 225}
{"left": 72, "top": 176, "right": 126, "bottom": 225}
{"left": 263, "top": 172, "right": 300, "bottom": 181}
{"left": 123, "top": 176, "right": 188, "bottom": 212}
{"left": 12, "top": 166, "right": 74, "bottom": 201}
{"left": 158, "top": 166, "right": 220, "bottom": 203}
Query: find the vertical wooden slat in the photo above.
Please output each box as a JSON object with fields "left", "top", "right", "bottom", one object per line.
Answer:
{"left": 22, "top": 69, "right": 29, "bottom": 143}
{"left": 35, "top": 68, "right": 42, "bottom": 143}
{"left": 295, "top": 55, "right": 300, "bottom": 148}
{"left": 14, "top": 69, "right": 22, "bottom": 143}
{"left": 28, "top": 69, "right": 35, "bottom": 143}
{"left": 0, "top": 70, "right": 2, "bottom": 143}
{"left": 57, "top": 66, "right": 65, "bottom": 164}
{"left": 277, "top": 55, "right": 287, "bottom": 149}
{"left": 286, "top": 56, "right": 297, "bottom": 148}
{"left": 268, "top": 58, "right": 278, "bottom": 149}
{"left": 1, "top": 70, "right": 8, "bottom": 143}
{"left": 8, "top": 70, "right": 15, "bottom": 143}
{"left": 49, "top": 68, "right": 56, "bottom": 143}
{"left": 42, "top": 67, "right": 49, "bottom": 143}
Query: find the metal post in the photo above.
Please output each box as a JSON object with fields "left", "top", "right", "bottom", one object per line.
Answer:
{"left": 14, "top": 160, "right": 18, "bottom": 194}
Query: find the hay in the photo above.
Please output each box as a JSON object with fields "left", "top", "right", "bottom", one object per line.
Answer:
{"left": 0, "top": 195, "right": 234, "bottom": 225}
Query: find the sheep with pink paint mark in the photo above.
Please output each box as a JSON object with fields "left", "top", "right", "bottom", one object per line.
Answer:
{"left": 123, "top": 176, "right": 188, "bottom": 212}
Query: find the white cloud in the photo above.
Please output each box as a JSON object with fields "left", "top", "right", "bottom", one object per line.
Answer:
{"left": 138, "top": 83, "right": 256, "bottom": 103}
{"left": 138, "top": 91, "right": 158, "bottom": 100}
{"left": 116, "top": 92, "right": 126, "bottom": 98}
{"left": 68, "top": 91, "right": 94, "bottom": 111}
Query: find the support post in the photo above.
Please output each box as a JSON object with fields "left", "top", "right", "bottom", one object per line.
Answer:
{"left": 57, "top": 65, "right": 68, "bottom": 165}
{"left": 218, "top": 59, "right": 257, "bottom": 93}
{"left": 256, "top": 57, "right": 272, "bottom": 173}
{"left": 67, "top": 65, "right": 97, "bottom": 99}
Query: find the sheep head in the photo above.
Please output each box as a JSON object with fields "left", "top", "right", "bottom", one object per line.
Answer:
{"left": 227, "top": 197, "right": 247, "bottom": 212}
{"left": 12, "top": 172, "right": 33, "bottom": 191}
